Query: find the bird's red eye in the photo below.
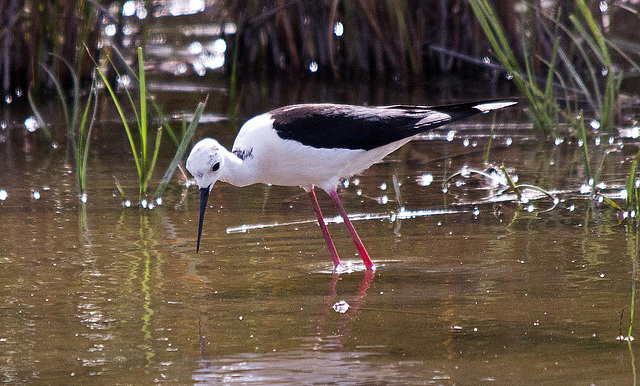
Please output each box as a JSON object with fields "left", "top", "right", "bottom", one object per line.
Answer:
{"left": 211, "top": 162, "right": 220, "bottom": 172}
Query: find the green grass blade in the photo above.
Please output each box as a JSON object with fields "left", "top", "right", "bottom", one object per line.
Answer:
{"left": 143, "top": 127, "right": 163, "bottom": 195}
{"left": 110, "top": 44, "right": 179, "bottom": 145}
{"left": 106, "top": 56, "right": 141, "bottom": 131}
{"left": 577, "top": 116, "right": 592, "bottom": 184}
{"left": 95, "top": 64, "right": 142, "bottom": 179}
{"left": 47, "top": 53, "right": 80, "bottom": 132}
{"left": 556, "top": 45, "right": 599, "bottom": 113}
{"left": 40, "top": 64, "right": 71, "bottom": 135}
{"left": 26, "top": 86, "right": 53, "bottom": 141}
{"left": 76, "top": 78, "right": 95, "bottom": 195}
{"left": 138, "top": 47, "right": 148, "bottom": 181}
{"left": 576, "top": 0, "right": 611, "bottom": 64}
{"left": 567, "top": 15, "right": 603, "bottom": 111}
{"left": 79, "top": 80, "right": 100, "bottom": 198}
{"left": 500, "top": 164, "right": 522, "bottom": 202}
{"left": 626, "top": 151, "right": 640, "bottom": 209}
{"left": 512, "top": 184, "right": 557, "bottom": 202}
{"left": 153, "top": 96, "right": 208, "bottom": 198}
{"left": 113, "top": 176, "right": 127, "bottom": 201}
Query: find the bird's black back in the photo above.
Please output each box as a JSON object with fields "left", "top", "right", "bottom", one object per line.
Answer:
{"left": 270, "top": 101, "right": 496, "bottom": 151}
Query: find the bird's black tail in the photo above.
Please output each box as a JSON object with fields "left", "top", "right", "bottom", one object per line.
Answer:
{"left": 384, "top": 100, "right": 517, "bottom": 126}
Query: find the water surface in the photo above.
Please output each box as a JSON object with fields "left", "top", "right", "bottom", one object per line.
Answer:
{"left": 1, "top": 74, "right": 640, "bottom": 384}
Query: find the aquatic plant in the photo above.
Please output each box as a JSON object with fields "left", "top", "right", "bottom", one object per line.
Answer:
{"left": 76, "top": 77, "right": 99, "bottom": 202}
{"left": 96, "top": 47, "right": 159, "bottom": 201}
{"left": 1, "top": 0, "right": 101, "bottom": 97}
{"left": 27, "top": 52, "right": 98, "bottom": 202}
{"left": 625, "top": 150, "right": 640, "bottom": 216}
{"left": 469, "top": 0, "right": 632, "bottom": 134}
{"left": 443, "top": 164, "right": 557, "bottom": 211}
{"left": 95, "top": 47, "right": 207, "bottom": 205}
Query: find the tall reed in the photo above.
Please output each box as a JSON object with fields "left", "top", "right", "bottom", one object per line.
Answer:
{"left": 27, "top": 52, "right": 98, "bottom": 202}
{"left": 96, "top": 47, "right": 161, "bottom": 201}
{"left": 95, "top": 47, "right": 206, "bottom": 204}
{"left": 1, "top": 0, "right": 101, "bottom": 96}
{"left": 469, "top": 0, "right": 631, "bottom": 134}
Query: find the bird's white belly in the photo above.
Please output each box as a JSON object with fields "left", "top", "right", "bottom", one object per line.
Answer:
{"left": 247, "top": 137, "right": 410, "bottom": 191}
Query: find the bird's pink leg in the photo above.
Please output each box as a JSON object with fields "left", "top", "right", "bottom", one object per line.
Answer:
{"left": 308, "top": 189, "right": 344, "bottom": 270}
{"left": 329, "top": 190, "right": 375, "bottom": 270}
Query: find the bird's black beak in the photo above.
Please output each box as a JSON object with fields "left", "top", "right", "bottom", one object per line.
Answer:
{"left": 196, "top": 185, "right": 211, "bottom": 253}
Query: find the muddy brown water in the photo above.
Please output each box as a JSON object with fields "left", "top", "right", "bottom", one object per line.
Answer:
{"left": 1, "top": 74, "right": 639, "bottom": 384}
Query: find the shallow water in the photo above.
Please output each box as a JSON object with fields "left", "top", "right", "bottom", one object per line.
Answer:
{"left": 2, "top": 72, "right": 640, "bottom": 384}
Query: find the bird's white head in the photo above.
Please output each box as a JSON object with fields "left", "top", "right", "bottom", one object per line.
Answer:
{"left": 186, "top": 138, "right": 224, "bottom": 190}
{"left": 186, "top": 138, "right": 225, "bottom": 253}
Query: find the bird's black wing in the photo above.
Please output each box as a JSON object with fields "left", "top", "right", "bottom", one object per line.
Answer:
{"left": 270, "top": 101, "right": 504, "bottom": 151}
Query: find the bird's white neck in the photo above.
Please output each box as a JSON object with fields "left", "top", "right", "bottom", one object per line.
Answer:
{"left": 218, "top": 147, "right": 258, "bottom": 188}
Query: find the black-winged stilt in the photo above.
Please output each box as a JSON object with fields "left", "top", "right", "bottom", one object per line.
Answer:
{"left": 186, "top": 100, "right": 516, "bottom": 271}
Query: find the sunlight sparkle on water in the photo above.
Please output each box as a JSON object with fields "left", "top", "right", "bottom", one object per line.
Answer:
{"left": 599, "top": 0, "right": 608, "bottom": 12}
{"left": 332, "top": 300, "right": 349, "bottom": 313}
{"left": 417, "top": 173, "right": 433, "bottom": 186}
{"left": 213, "top": 38, "right": 227, "bottom": 54}
{"left": 105, "top": 24, "right": 117, "bottom": 37}
{"left": 188, "top": 42, "right": 203, "bottom": 55}
{"left": 446, "top": 130, "right": 455, "bottom": 142}
{"left": 175, "top": 63, "right": 188, "bottom": 75}
{"left": 32, "top": 190, "right": 41, "bottom": 200}
{"left": 334, "top": 22, "right": 344, "bottom": 37}
{"left": 122, "top": 24, "right": 134, "bottom": 36}
{"left": 24, "top": 116, "right": 38, "bottom": 132}
{"left": 169, "top": 0, "right": 204, "bottom": 16}
{"left": 122, "top": 0, "right": 135, "bottom": 16}
{"left": 580, "top": 184, "right": 591, "bottom": 194}
{"left": 117, "top": 75, "right": 131, "bottom": 87}
{"left": 136, "top": 6, "right": 147, "bottom": 19}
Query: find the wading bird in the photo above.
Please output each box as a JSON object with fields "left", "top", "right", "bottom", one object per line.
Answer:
{"left": 186, "top": 100, "right": 516, "bottom": 271}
